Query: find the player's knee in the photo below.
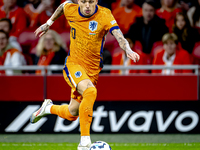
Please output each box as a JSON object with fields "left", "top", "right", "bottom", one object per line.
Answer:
{"left": 77, "top": 79, "right": 95, "bottom": 95}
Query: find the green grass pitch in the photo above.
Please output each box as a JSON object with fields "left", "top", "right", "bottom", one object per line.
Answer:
{"left": 1, "top": 143, "right": 200, "bottom": 150}
{"left": 1, "top": 134, "right": 200, "bottom": 150}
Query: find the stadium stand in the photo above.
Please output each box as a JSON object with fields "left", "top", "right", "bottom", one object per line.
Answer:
{"left": 0, "top": 18, "right": 22, "bottom": 51}
{"left": 187, "top": 0, "right": 200, "bottom": 33}
{"left": 0, "top": 0, "right": 27, "bottom": 38}
{"left": 173, "top": 12, "right": 200, "bottom": 54}
{"left": 33, "top": 30, "right": 67, "bottom": 74}
{"left": 0, "top": 0, "right": 3, "bottom": 7}
{"left": 152, "top": 33, "right": 192, "bottom": 74}
{"left": 0, "top": 0, "right": 199, "bottom": 74}
{"left": 192, "top": 41, "right": 200, "bottom": 65}
{"left": 112, "top": 0, "right": 142, "bottom": 34}
{"left": 125, "top": 0, "right": 168, "bottom": 55}
{"left": 156, "top": 0, "right": 182, "bottom": 32}
{"left": 24, "top": 0, "right": 48, "bottom": 29}
{"left": 0, "top": 30, "right": 26, "bottom": 75}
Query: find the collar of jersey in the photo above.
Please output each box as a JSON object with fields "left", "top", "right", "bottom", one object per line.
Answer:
{"left": 78, "top": 5, "right": 98, "bottom": 18}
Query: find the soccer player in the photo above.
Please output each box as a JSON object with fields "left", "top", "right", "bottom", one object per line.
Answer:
{"left": 30, "top": 0, "right": 140, "bottom": 150}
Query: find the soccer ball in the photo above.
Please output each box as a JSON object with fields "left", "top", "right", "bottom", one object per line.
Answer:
{"left": 89, "top": 141, "right": 111, "bottom": 150}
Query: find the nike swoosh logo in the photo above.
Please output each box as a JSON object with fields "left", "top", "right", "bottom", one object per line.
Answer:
{"left": 88, "top": 115, "right": 93, "bottom": 117}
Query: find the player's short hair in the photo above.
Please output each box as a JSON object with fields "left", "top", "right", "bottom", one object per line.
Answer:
{"left": 162, "top": 33, "right": 178, "bottom": 45}
{"left": 0, "top": 18, "right": 12, "bottom": 30}
{"left": 144, "top": 0, "right": 156, "bottom": 9}
{"left": 0, "top": 29, "right": 9, "bottom": 39}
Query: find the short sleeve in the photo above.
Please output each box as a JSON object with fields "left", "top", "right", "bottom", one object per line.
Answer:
{"left": 63, "top": 2, "right": 78, "bottom": 20}
{"left": 64, "top": 2, "right": 71, "bottom": 10}
{"left": 63, "top": 2, "right": 73, "bottom": 15}
{"left": 104, "top": 10, "right": 119, "bottom": 34}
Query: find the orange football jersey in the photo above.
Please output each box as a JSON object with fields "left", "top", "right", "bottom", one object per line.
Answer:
{"left": 63, "top": 3, "right": 119, "bottom": 76}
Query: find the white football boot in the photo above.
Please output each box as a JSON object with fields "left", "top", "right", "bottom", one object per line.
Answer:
{"left": 30, "top": 99, "right": 53, "bottom": 123}
{"left": 77, "top": 142, "right": 92, "bottom": 150}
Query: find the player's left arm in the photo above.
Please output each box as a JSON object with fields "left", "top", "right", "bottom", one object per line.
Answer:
{"left": 112, "top": 29, "right": 140, "bottom": 62}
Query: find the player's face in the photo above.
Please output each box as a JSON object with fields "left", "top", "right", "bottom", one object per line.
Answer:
{"left": 142, "top": 3, "right": 155, "bottom": 23}
{"left": 78, "top": 0, "right": 98, "bottom": 17}
{"left": 0, "top": 32, "right": 8, "bottom": 50}
{"left": 163, "top": 40, "right": 176, "bottom": 56}
{"left": 44, "top": 33, "right": 55, "bottom": 51}
{"left": 176, "top": 15, "right": 186, "bottom": 30}
{"left": 0, "top": 21, "right": 10, "bottom": 33}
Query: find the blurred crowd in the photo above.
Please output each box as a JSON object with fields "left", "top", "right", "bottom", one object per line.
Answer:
{"left": 0, "top": 0, "right": 200, "bottom": 75}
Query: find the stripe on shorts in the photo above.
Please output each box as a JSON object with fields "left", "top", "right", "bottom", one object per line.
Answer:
{"left": 63, "top": 65, "right": 77, "bottom": 88}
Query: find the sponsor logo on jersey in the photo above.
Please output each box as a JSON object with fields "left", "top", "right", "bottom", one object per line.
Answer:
{"left": 89, "top": 21, "right": 98, "bottom": 32}
{"left": 75, "top": 71, "right": 82, "bottom": 78}
{"left": 111, "top": 20, "right": 116, "bottom": 25}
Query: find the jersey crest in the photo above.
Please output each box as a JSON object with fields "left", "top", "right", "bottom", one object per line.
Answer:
{"left": 75, "top": 71, "right": 82, "bottom": 78}
{"left": 89, "top": 21, "right": 98, "bottom": 32}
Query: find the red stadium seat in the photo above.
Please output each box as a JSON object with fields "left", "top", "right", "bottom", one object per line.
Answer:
{"left": 29, "top": 41, "right": 39, "bottom": 54}
{"left": 134, "top": 41, "right": 153, "bottom": 65}
{"left": 192, "top": 42, "right": 200, "bottom": 58}
{"left": 60, "top": 31, "right": 70, "bottom": 51}
{"left": 0, "top": 0, "right": 3, "bottom": 7}
{"left": 112, "top": 46, "right": 123, "bottom": 55}
{"left": 112, "top": 40, "right": 143, "bottom": 58}
{"left": 104, "top": 32, "right": 119, "bottom": 54}
{"left": 151, "top": 41, "right": 163, "bottom": 58}
{"left": 18, "top": 30, "right": 38, "bottom": 46}
{"left": 23, "top": 53, "right": 33, "bottom": 65}
{"left": 192, "top": 42, "right": 200, "bottom": 64}
{"left": 111, "top": 40, "right": 151, "bottom": 74}
{"left": 18, "top": 30, "right": 39, "bottom": 53}
{"left": 134, "top": 40, "right": 143, "bottom": 52}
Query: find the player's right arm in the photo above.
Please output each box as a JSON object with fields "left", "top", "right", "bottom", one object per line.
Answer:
{"left": 112, "top": 29, "right": 140, "bottom": 62}
{"left": 35, "top": 0, "right": 73, "bottom": 37}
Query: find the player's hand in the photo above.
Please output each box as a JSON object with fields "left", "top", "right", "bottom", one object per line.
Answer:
{"left": 34, "top": 23, "right": 50, "bottom": 37}
{"left": 126, "top": 48, "right": 140, "bottom": 63}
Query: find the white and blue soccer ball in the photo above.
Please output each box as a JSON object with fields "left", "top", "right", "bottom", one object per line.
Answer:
{"left": 89, "top": 141, "right": 112, "bottom": 150}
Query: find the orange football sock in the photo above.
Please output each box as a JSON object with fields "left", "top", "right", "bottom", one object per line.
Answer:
{"left": 50, "top": 105, "right": 78, "bottom": 121}
{"left": 79, "top": 87, "right": 97, "bottom": 136}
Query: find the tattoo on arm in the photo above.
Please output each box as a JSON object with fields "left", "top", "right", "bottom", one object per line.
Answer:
{"left": 50, "top": 3, "right": 64, "bottom": 21}
{"left": 49, "top": 0, "right": 74, "bottom": 22}
{"left": 112, "top": 29, "right": 130, "bottom": 52}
